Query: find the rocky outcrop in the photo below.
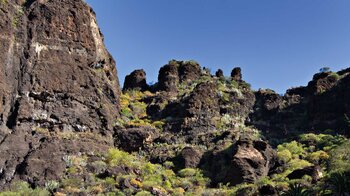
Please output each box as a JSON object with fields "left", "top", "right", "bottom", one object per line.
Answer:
{"left": 123, "top": 69, "right": 148, "bottom": 91}
{"left": 250, "top": 69, "right": 350, "bottom": 138}
{"left": 175, "top": 147, "right": 203, "bottom": 169}
{"left": 157, "top": 60, "right": 202, "bottom": 92}
{"left": 215, "top": 69, "right": 224, "bottom": 77}
{"left": 0, "top": 0, "right": 120, "bottom": 187}
{"left": 231, "top": 67, "right": 242, "bottom": 81}
{"left": 114, "top": 126, "right": 159, "bottom": 152}
{"left": 204, "top": 140, "right": 276, "bottom": 186}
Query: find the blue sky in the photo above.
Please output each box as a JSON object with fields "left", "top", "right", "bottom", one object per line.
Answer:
{"left": 86, "top": 0, "right": 350, "bottom": 93}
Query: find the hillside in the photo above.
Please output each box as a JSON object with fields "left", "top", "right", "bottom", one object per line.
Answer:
{"left": 0, "top": 0, "right": 349, "bottom": 195}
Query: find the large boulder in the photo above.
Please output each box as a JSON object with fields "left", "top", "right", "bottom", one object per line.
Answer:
{"left": 114, "top": 126, "right": 159, "bottom": 152}
{"left": 0, "top": 0, "right": 120, "bottom": 187}
{"left": 205, "top": 140, "right": 277, "bottom": 186}
{"left": 287, "top": 165, "right": 323, "bottom": 183}
{"left": 175, "top": 147, "right": 203, "bottom": 169}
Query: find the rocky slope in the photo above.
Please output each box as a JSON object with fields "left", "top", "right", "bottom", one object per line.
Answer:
{"left": 0, "top": 0, "right": 120, "bottom": 188}
{"left": 116, "top": 61, "right": 350, "bottom": 195}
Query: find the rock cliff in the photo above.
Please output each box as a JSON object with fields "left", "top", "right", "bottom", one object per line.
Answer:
{"left": 0, "top": 0, "right": 120, "bottom": 187}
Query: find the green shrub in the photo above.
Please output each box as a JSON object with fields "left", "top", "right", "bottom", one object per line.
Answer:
{"left": 0, "top": 181, "right": 50, "bottom": 196}
{"left": 282, "top": 183, "right": 310, "bottom": 196}
{"left": 135, "top": 191, "right": 153, "bottom": 196}
{"left": 106, "top": 149, "right": 135, "bottom": 166}
{"left": 278, "top": 149, "right": 292, "bottom": 163}
{"left": 278, "top": 141, "right": 306, "bottom": 158}
{"left": 178, "top": 168, "right": 197, "bottom": 177}
{"left": 327, "top": 171, "right": 350, "bottom": 195}
{"left": 307, "top": 150, "right": 329, "bottom": 164}
{"left": 329, "top": 141, "right": 350, "bottom": 172}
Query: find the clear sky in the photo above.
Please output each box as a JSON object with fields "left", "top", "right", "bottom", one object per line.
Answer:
{"left": 86, "top": 0, "right": 350, "bottom": 93}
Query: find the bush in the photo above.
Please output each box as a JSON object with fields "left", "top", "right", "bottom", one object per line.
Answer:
{"left": 307, "top": 150, "right": 329, "bottom": 164}
{"left": 0, "top": 181, "right": 50, "bottom": 196}
{"left": 278, "top": 141, "right": 306, "bottom": 159}
{"left": 106, "top": 149, "right": 135, "bottom": 166}
{"left": 178, "top": 168, "right": 197, "bottom": 177}
{"left": 329, "top": 141, "right": 350, "bottom": 172}
{"left": 278, "top": 149, "right": 292, "bottom": 163}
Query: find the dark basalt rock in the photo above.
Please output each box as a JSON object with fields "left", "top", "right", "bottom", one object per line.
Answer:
{"left": 123, "top": 69, "right": 148, "bottom": 91}
{"left": 250, "top": 69, "right": 350, "bottom": 138}
{"left": 114, "top": 126, "right": 159, "bottom": 152}
{"left": 259, "top": 184, "right": 277, "bottom": 196}
{"left": 231, "top": 67, "right": 242, "bottom": 81}
{"left": 157, "top": 62, "right": 180, "bottom": 92}
{"left": 287, "top": 165, "right": 322, "bottom": 183}
{"left": 307, "top": 72, "right": 338, "bottom": 95}
{"left": 215, "top": 69, "right": 224, "bottom": 77}
{"left": 204, "top": 140, "right": 276, "bottom": 186}
{"left": 175, "top": 147, "right": 203, "bottom": 169}
{"left": 157, "top": 60, "right": 202, "bottom": 92}
{"left": 0, "top": 0, "right": 120, "bottom": 187}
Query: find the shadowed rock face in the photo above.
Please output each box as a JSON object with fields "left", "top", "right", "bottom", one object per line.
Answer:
{"left": 203, "top": 140, "right": 276, "bottom": 186}
{"left": 0, "top": 0, "right": 120, "bottom": 187}
{"left": 231, "top": 67, "right": 242, "bottom": 81}
{"left": 250, "top": 70, "right": 350, "bottom": 138}
{"left": 157, "top": 60, "right": 202, "bottom": 92}
{"left": 123, "top": 69, "right": 148, "bottom": 91}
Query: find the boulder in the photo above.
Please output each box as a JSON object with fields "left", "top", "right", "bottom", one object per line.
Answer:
{"left": 114, "top": 126, "right": 159, "bottom": 152}
{"left": 206, "top": 140, "right": 277, "bottom": 186}
{"left": 287, "top": 165, "right": 323, "bottom": 183}
{"left": 175, "top": 147, "right": 203, "bottom": 169}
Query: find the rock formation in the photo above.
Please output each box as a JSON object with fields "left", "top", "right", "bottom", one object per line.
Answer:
{"left": 215, "top": 69, "right": 224, "bottom": 77}
{"left": 157, "top": 60, "right": 201, "bottom": 92}
{"left": 204, "top": 140, "right": 276, "bottom": 186}
{"left": 250, "top": 69, "right": 350, "bottom": 138}
{"left": 123, "top": 69, "right": 148, "bottom": 91}
{"left": 0, "top": 0, "right": 120, "bottom": 187}
{"left": 231, "top": 67, "right": 242, "bottom": 81}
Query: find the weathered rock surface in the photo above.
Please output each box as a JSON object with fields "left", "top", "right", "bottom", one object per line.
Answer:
{"left": 250, "top": 69, "right": 350, "bottom": 138}
{"left": 123, "top": 69, "right": 148, "bottom": 91}
{"left": 114, "top": 126, "right": 159, "bottom": 152}
{"left": 157, "top": 60, "right": 202, "bottom": 92}
{"left": 175, "top": 147, "right": 203, "bottom": 169}
{"left": 231, "top": 67, "right": 242, "bottom": 81}
{"left": 0, "top": 0, "right": 120, "bottom": 187}
{"left": 287, "top": 165, "right": 323, "bottom": 183}
{"left": 204, "top": 140, "right": 276, "bottom": 186}
{"left": 215, "top": 69, "right": 224, "bottom": 77}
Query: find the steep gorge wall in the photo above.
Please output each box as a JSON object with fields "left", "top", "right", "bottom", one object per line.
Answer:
{"left": 0, "top": 0, "right": 120, "bottom": 187}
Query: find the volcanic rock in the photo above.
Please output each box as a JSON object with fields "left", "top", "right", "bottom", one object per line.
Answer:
{"left": 231, "top": 67, "right": 242, "bottom": 81}
{"left": 0, "top": 0, "right": 120, "bottom": 187}
{"left": 123, "top": 69, "right": 148, "bottom": 91}
{"left": 205, "top": 140, "right": 276, "bottom": 186}
{"left": 157, "top": 60, "right": 202, "bottom": 92}
{"left": 215, "top": 69, "right": 224, "bottom": 77}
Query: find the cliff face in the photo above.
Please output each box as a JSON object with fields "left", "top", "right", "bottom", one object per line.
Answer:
{"left": 0, "top": 0, "right": 120, "bottom": 187}
{"left": 250, "top": 70, "right": 350, "bottom": 139}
